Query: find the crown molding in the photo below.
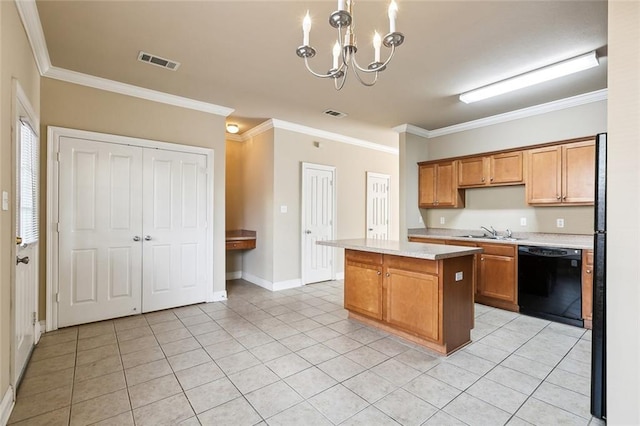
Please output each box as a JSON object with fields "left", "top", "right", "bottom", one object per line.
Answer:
{"left": 16, "top": 0, "right": 234, "bottom": 117}
{"left": 44, "top": 66, "right": 234, "bottom": 116}
{"left": 397, "top": 88, "right": 608, "bottom": 139}
{"left": 240, "top": 119, "right": 399, "bottom": 155}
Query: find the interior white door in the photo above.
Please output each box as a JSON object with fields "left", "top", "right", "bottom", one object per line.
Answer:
{"left": 14, "top": 115, "right": 39, "bottom": 385}
{"left": 302, "top": 163, "right": 335, "bottom": 284}
{"left": 366, "top": 172, "right": 390, "bottom": 239}
{"left": 58, "top": 137, "right": 143, "bottom": 327}
{"left": 142, "top": 149, "right": 208, "bottom": 312}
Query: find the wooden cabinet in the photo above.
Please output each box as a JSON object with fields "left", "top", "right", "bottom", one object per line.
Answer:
{"left": 343, "top": 249, "right": 474, "bottom": 354}
{"left": 526, "top": 140, "right": 595, "bottom": 205}
{"left": 582, "top": 250, "right": 594, "bottom": 329}
{"left": 477, "top": 243, "right": 517, "bottom": 311}
{"left": 345, "top": 251, "right": 383, "bottom": 320}
{"left": 419, "top": 161, "right": 464, "bottom": 208}
{"left": 458, "top": 152, "right": 523, "bottom": 188}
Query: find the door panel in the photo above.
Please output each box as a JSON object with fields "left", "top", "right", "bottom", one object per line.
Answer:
{"left": 302, "top": 164, "right": 335, "bottom": 284}
{"left": 58, "top": 137, "right": 143, "bottom": 327}
{"left": 366, "top": 172, "right": 390, "bottom": 239}
{"left": 563, "top": 141, "right": 595, "bottom": 203}
{"left": 526, "top": 146, "right": 561, "bottom": 204}
{"left": 142, "top": 149, "right": 208, "bottom": 312}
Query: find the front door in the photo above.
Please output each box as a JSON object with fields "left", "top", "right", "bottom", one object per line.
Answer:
{"left": 13, "top": 107, "right": 39, "bottom": 385}
{"left": 141, "top": 149, "right": 209, "bottom": 312}
{"left": 58, "top": 137, "right": 143, "bottom": 327}
{"left": 301, "top": 163, "right": 335, "bottom": 284}
{"left": 366, "top": 172, "right": 390, "bottom": 239}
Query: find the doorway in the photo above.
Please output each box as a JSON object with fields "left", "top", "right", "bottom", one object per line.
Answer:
{"left": 366, "top": 172, "right": 390, "bottom": 240}
{"left": 301, "top": 163, "right": 336, "bottom": 284}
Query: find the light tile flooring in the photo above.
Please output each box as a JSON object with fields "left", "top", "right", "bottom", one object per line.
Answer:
{"left": 9, "top": 279, "right": 606, "bottom": 426}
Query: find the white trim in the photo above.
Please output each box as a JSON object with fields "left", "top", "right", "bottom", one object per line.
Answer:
{"left": 336, "top": 272, "right": 345, "bottom": 280}
{"left": 273, "top": 279, "right": 303, "bottom": 291}
{"left": 45, "top": 66, "right": 234, "bottom": 116}
{"left": 397, "top": 89, "right": 608, "bottom": 138}
{"left": 35, "top": 321, "right": 45, "bottom": 344}
{"left": 15, "top": 0, "right": 233, "bottom": 117}
{"left": 46, "top": 126, "right": 215, "bottom": 331}
{"left": 242, "top": 272, "right": 275, "bottom": 291}
{"left": 226, "top": 271, "right": 242, "bottom": 280}
{"left": 301, "top": 163, "right": 337, "bottom": 286}
{"left": 225, "top": 134, "right": 244, "bottom": 142}
{"left": 212, "top": 291, "right": 228, "bottom": 302}
{"left": 242, "top": 119, "right": 399, "bottom": 155}
{"left": 0, "top": 385, "right": 14, "bottom": 426}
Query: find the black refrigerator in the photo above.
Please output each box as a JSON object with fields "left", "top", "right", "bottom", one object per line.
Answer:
{"left": 591, "top": 132, "right": 606, "bottom": 419}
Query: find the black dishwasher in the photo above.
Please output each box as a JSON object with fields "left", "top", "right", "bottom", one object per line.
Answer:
{"left": 518, "top": 245, "right": 583, "bottom": 327}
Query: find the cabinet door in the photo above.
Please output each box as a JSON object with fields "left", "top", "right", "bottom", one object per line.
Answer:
{"left": 582, "top": 250, "right": 594, "bottom": 326}
{"left": 418, "top": 164, "right": 436, "bottom": 207}
{"left": 479, "top": 254, "right": 516, "bottom": 303}
{"left": 526, "top": 146, "right": 562, "bottom": 204}
{"left": 563, "top": 141, "right": 595, "bottom": 204}
{"left": 435, "top": 161, "right": 458, "bottom": 206}
{"left": 385, "top": 268, "right": 440, "bottom": 341}
{"left": 345, "top": 256, "right": 383, "bottom": 319}
{"left": 490, "top": 152, "right": 523, "bottom": 185}
{"left": 458, "top": 157, "right": 486, "bottom": 187}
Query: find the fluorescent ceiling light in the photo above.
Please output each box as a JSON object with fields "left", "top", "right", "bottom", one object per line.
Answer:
{"left": 459, "top": 51, "right": 599, "bottom": 104}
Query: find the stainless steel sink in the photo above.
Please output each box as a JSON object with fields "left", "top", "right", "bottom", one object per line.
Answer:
{"left": 454, "top": 235, "right": 520, "bottom": 241}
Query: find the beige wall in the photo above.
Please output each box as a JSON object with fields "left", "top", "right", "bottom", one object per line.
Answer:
{"left": 401, "top": 100, "right": 607, "bottom": 235}
{"left": 241, "top": 129, "right": 275, "bottom": 282}
{"left": 273, "top": 128, "right": 399, "bottom": 282}
{"left": 40, "top": 78, "right": 228, "bottom": 307}
{"left": 225, "top": 139, "right": 244, "bottom": 274}
{"left": 0, "top": 0, "right": 41, "bottom": 402}
{"left": 607, "top": 1, "right": 640, "bottom": 422}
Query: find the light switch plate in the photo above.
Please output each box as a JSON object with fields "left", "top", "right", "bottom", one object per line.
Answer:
{"left": 520, "top": 217, "right": 527, "bottom": 226}
{"left": 2, "top": 191, "right": 8, "bottom": 211}
{"left": 280, "top": 205, "right": 288, "bottom": 213}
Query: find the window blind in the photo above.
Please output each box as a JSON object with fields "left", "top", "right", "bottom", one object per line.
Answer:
{"left": 18, "top": 119, "right": 39, "bottom": 245}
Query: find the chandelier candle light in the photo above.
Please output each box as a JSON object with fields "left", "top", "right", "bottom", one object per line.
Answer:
{"left": 296, "top": 0, "right": 404, "bottom": 90}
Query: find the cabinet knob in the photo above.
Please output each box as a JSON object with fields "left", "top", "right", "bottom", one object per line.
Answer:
{"left": 562, "top": 196, "right": 567, "bottom": 200}
{"left": 556, "top": 195, "right": 561, "bottom": 200}
{"left": 480, "top": 257, "right": 485, "bottom": 261}
{"left": 490, "top": 177, "right": 494, "bottom": 182}
{"left": 386, "top": 272, "right": 390, "bottom": 277}
{"left": 481, "top": 177, "right": 485, "bottom": 182}
{"left": 586, "top": 269, "right": 592, "bottom": 274}
{"left": 377, "top": 271, "right": 381, "bottom": 275}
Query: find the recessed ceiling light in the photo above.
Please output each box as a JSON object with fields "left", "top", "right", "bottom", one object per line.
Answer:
{"left": 226, "top": 123, "right": 240, "bottom": 134}
{"left": 459, "top": 51, "right": 599, "bottom": 104}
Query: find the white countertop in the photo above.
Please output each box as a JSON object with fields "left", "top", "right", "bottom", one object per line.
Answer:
{"left": 318, "top": 239, "right": 483, "bottom": 260}
{"left": 408, "top": 228, "right": 593, "bottom": 250}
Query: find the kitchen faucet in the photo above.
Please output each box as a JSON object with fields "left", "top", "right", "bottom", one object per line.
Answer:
{"left": 480, "top": 226, "right": 497, "bottom": 237}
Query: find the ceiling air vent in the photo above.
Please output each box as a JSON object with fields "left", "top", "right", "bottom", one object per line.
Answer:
{"left": 137, "top": 51, "right": 180, "bottom": 71}
{"left": 323, "top": 109, "right": 347, "bottom": 118}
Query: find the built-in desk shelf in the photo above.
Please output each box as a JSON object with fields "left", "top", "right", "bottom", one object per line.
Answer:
{"left": 225, "top": 230, "right": 256, "bottom": 251}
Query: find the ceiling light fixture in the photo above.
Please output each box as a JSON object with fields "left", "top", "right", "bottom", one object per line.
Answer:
{"left": 296, "top": 0, "right": 404, "bottom": 91}
{"left": 459, "top": 51, "right": 599, "bottom": 104}
{"left": 226, "top": 123, "right": 240, "bottom": 134}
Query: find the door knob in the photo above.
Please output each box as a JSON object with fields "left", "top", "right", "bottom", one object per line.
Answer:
{"left": 16, "top": 256, "right": 29, "bottom": 265}
{"left": 305, "top": 230, "right": 312, "bottom": 234}
{"left": 368, "top": 228, "right": 374, "bottom": 231}
{"left": 133, "top": 236, "right": 141, "bottom": 242}
{"left": 16, "top": 236, "right": 23, "bottom": 245}
{"left": 144, "top": 235, "right": 152, "bottom": 241}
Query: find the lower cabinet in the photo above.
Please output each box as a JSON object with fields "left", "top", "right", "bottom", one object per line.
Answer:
{"left": 344, "top": 249, "right": 474, "bottom": 354}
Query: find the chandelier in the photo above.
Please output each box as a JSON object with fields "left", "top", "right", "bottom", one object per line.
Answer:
{"left": 296, "top": 0, "right": 404, "bottom": 90}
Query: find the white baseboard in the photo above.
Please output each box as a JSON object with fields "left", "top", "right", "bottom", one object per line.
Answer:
{"left": 212, "top": 291, "right": 228, "bottom": 301}
{"left": 35, "top": 320, "right": 45, "bottom": 344}
{"left": 0, "top": 385, "right": 14, "bottom": 426}
{"left": 335, "top": 272, "right": 345, "bottom": 280}
{"left": 225, "top": 271, "right": 242, "bottom": 280}
{"left": 272, "top": 279, "right": 302, "bottom": 291}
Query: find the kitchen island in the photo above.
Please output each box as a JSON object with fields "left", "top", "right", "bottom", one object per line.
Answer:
{"left": 318, "top": 239, "right": 482, "bottom": 355}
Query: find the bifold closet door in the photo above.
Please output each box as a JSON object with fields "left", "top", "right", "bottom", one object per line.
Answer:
{"left": 141, "top": 149, "right": 208, "bottom": 312}
{"left": 58, "top": 137, "right": 143, "bottom": 327}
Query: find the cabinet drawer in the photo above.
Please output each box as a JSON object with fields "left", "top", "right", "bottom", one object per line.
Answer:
{"left": 225, "top": 239, "right": 256, "bottom": 250}
{"left": 477, "top": 243, "right": 515, "bottom": 257}
{"left": 386, "top": 255, "right": 438, "bottom": 275}
{"left": 409, "top": 237, "right": 446, "bottom": 245}
{"left": 445, "top": 240, "right": 478, "bottom": 247}
{"left": 346, "top": 249, "right": 383, "bottom": 265}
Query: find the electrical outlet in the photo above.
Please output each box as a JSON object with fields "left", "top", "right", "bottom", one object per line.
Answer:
{"left": 440, "top": 217, "right": 445, "bottom": 225}
{"left": 418, "top": 215, "right": 423, "bottom": 224}
{"left": 280, "top": 205, "right": 288, "bottom": 213}
{"left": 520, "top": 217, "right": 527, "bottom": 226}
{"left": 556, "top": 218, "right": 565, "bottom": 228}
{"left": 455, "top": 271, "right": 463, "bottom": 281}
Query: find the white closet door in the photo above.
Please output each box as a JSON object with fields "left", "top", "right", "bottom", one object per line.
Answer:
{"left": 142, "top": 149, "right": 208, "bottom": 312}
{"left": 58, "top": 137, "right": 143, "bottom": 327}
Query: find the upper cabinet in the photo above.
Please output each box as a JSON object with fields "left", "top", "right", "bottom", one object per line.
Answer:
{"left": 526, "top": 139, "right": 595, "bottom": 205}
{"left": 418, "top": 161, "right": 465, "bottom": 208}
{"left": 458, "top": 152, "right": 523, "bottom": 188}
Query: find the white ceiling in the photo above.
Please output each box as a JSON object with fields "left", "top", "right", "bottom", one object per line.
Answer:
{"left": 35, "top": 0, "right": 608, "bottom": 139}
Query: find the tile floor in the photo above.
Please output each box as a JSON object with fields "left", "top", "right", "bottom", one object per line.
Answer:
{"left": 9, "top": 279, "right": 606, "bottom": 426}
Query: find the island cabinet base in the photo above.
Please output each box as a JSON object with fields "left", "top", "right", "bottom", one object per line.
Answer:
{"left": 344, "top": 249, "right": 474, "bottom": 355}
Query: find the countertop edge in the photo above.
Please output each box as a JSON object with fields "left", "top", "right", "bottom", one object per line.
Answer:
{"left": 318, "top": 239, "right": 483, "bottom": 260}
